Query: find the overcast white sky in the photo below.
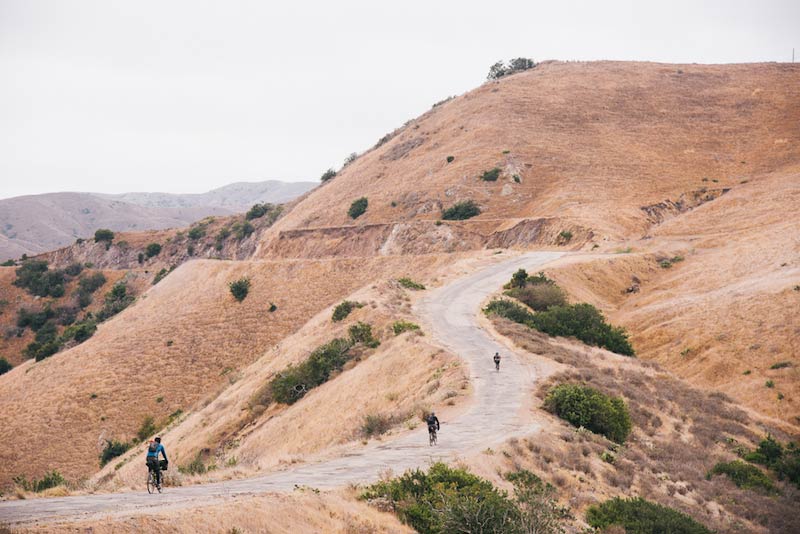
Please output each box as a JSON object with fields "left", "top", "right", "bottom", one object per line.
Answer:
{"left": 0, "top": 0, "right": 797, "bottom": 199}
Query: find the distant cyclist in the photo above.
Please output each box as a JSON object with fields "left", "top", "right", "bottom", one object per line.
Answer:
{"left": 493, "top": 352, "right": 501, "bottom": 371}
{"left": 146, "top": 436, "right": 168, "bottom": 489}
{"left": 426, "top": 412, "right": 440, "bottom": 445}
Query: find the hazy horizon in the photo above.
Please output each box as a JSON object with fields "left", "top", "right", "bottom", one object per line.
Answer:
{"left": 1, "top": 0, "right": 797, "bottom": 200}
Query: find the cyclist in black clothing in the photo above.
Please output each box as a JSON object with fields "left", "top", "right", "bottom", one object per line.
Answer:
{"left": 426, "top": 412, "right": 440, "bottom": 440}
{"left": 493, "top": 352, "right": 501, "bottom": 371}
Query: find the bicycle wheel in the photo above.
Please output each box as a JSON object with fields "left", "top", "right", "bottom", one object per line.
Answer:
{"left": 429, "top": 430, "right": 437, "bottom": 446}
{"left": 147, "top": 470, "right": 156, "bottom": 494}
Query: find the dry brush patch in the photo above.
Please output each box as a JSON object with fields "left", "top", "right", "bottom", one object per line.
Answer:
{"left": 479, "top": 317, "right": 800, "bottom": 534}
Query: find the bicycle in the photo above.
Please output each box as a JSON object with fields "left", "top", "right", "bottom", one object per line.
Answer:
{"left": 147, "top": 459, "right": 167, "bottom": 494}
{"left": 428, "top": 426, "right": 438, "bottom": 446}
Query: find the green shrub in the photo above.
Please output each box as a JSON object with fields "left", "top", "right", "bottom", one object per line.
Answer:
{"left": 138, "top": 252, "right": 145, "bottom": 264}
{"left": 136, "top": 416, "right": 157, "bottom": 442}
{"left": 332, "top": 300, "right": 363, "bottom": 322}
{"left": 94, "top": 229, "right": 114, "bottom": 242}
{"left": 344, "top": 152, "right": 358, "bottom": 166}
{"left": 708, "top": 460, "right": 777, "bottom": 493}
{"left": 229, "top": 278, "right": 251, "bottom": 302}
{"left": 558, "top": 231, "right": 573, "bottom": 243}
{"left": 13, "top": 260, "right": 66, "bottom": 298}
{"left": 480, "top": 167, "right": 501, "bottom": 181}
{"left": 0, "top": 357, "right": 12, "bottom": 375}
{"left": 1, "top": 259, "right": 15, "bottom": 266}
{"left": 96, "top": 282, "right": 134, "bottom": 321}
{"left": 62, "top": 319, "right": 96, "bottom": 343}
{"left": 232, "top": 221, "right": 255, "bottom": 240}
{"left": 100, "top": 439, "right": 131, "bottom": 466}
{"left": 393, "top": 321, "right": 420, "bottom": 335}
{"left": 510, "top": 268, "right": 529, "bottom": 288}
{"left": 513, "top": 174, "right": 521, "bottom": 183}
{"left": 320, "top": 168, "right": 337, "bottom": 182}
{"left": 78, "top": 272, "right": 107, "bottom": 293}
{"left": 269, "top": 338, "right": 354, "bottom": 404}
{"left": 744, "top": 436, "right": 800, "bottom": 488}
{"left": 348, "top": 197, "right": 368, "bottom": 219}
{"left": 179, "top": 452, "right": 207, "bottom": 475}
{"left": 13, "top": 471, "right": 66, "bottom": 492}
{"left": 187, "top": 244, "right": 195, "bottom": 256}
{"left": 245, "top": 203, "right": 272, "bottom": 220}
{"left": 770, "top": 361, "right": 791, "bottom": 370}
{"left": 361, "top": 413, "right": 395, "bottom": 437}
{"left": 152, "top": 267, "right": 170, "bottom": 285}
{"left": 487, "top": 58, "right": 536, "bottom": 80}
{"left": 187, "top": 224, "right": 206, "bottom": 240}
{"left": 362, "top": 464, "right": 566, "bottom": 534}
{"left": 145, "top": 243, "right": 162, "bottom": 258}
{"left": 586, "top": 497, "right": 711, "bottom": 534}
{"left": 64, "top": 263, "right": 83, "bottom": 277}
{"left": 765, "top": 380, "right": 775, "bottom": 388}
{"left": 398, "top": 277, "right": 425, "bottom": 290}
{"left": 485, "top": 299, "right": 536, "bottom": 324}
{"left": 446, "top": 156, "right": 455, "bottom": 163}
{"left": 531, "top": 304, "right": 635, "bottom": 356}
{"left": 349, "top": 321, "right": 380, "bottom": 347}
{"left": 506, "top": 284, "right": 567, "bottom": 312}
{"left": 544, "top": 384, "right": 632, "bottom": 443}
{"left": 17, "top": 307, "right": 55, "bottom": 331}
{"left": 442, "top": 200, "right": 480, "bottom": 221}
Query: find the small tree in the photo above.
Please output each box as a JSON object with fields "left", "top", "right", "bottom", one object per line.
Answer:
{"left": 94, "top": 229, "right": 115, "bottom": 243}
{"left": 145, "top": 243, "right": 162, "bottom": 258}
{"left": 348, "top": 197, "right": 368, "bottom": 219}
{"left": 442, "top": 200, "right": 481, "bottom": 221}
{"left": 229, "top": 278, "right": 251, "bottom": 302}
{"left": 511, "top": 268, "right": 529, "bottom": 288}
{"left": 343, "top": 152, "right": 358, "bottom": 166}
{"left": 0, "top": 357, "right": 12, "bottom": 375}
{"left": 320, "top": 168, "right": 337, "bottom": 182}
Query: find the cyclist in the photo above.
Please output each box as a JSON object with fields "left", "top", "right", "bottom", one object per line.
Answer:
{"left": 493, "top": 352, "right": 501, "bottom": 371}
{"left": 426, "top": 411, "right": 440, "bottom": 443}
{"left": 146, "top": 436, "right": 168, "bottom": 489}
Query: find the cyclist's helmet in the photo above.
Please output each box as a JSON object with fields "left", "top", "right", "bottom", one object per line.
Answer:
{"left": 430, "top": 412, "right": 435, "bottom": 417}
{"left": 155, "top": 437, "right": 161, "bottom": 443}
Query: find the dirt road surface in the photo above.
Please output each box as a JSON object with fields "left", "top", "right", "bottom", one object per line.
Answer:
{"left": 0, "top": 251, "right": 562, "bottom": 526}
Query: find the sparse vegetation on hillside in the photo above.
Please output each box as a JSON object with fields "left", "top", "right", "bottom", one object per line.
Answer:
{"left": 258, "top": 323, "right": 379, "bottom": 406}
{"left": 136, "top": 416, "right": 158, "bottom": 442}
{"left": 145, "top": 243, "right": 162, "bottom": 258}
{"left": 12, "top": 471, "right": 65, "bottom": 493}
{"left": 586, "top": 497, "right": 711, "bottom": 534}
{"left": 187, "top": 223, "right": 207, "bottom": 240}
{"left": 487, "top": 57, "right": 536, "bottom": 80}
{"left": 320, "top": 168, "right": 337, "bottom": 182}
{"left": 480, "top": 167, "right": 501, "bottom": 181}
{"left": 229, "top": 278, "right": 251, "bottom": 302}
{"left": 544, "top": 383, "right": 632, "bottom": 443}
{"left": 332, "top": 300, "right": 363, "bottom": 322}
{"left": 94, "top": 229, "right": 114, "bottom": 243}
{"left": 397, "top": 277, "right": 425, "bottom": 290}
{"left": 232, "top": 221, "right": 254, "bottom": 240}
{"left": 708, "top": 460, "right": 778, "bottom": 494}
{"left": 96, "top": 282, "right": 135, "bottom": 321}
{"left": 741, "top": 435, "right": 800, "bottom": 488}
{"left": 558, "top": 231, "right": 573, "bottom": 244}
{"left": 152, "top": 266, "right": 175, "bottom": 285}
{"left": 362, "top": 464, "right": 568, "bottom": 534}
{"left": 442, "top": 200, "right": 480, "bottom": 220}
{"left": 392, "top": 320, "right": 420, "bottom": 335}
{"left": 505, "top": 284, "right": 567, "bottom": 312}
{"left": 76, "top": 272, "right": 107, "bottom": 308}
{"left": 13, "top": 260, "right": 66, "bottom": 298}
{"left": 100, "top": 439, "right": 131, "bottom": 467}
{"left": 348, "top": 197, "right": 368, "bottom": 219}
{"left": 659, "top": 255, "right": 685, "bottom": 268}
{"left": 245, "top": 203, "right": 270, "bottom": 220}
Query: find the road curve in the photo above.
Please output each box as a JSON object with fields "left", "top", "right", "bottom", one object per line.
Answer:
{"left": 0, "top": 251, "right": 562, "bottom": 526}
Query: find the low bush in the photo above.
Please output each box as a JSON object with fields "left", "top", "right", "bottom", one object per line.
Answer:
{"left": 505, "top": 284, "right": 567, "bottom": 312}
{"left": 480, "top": 167, "right": 501, "bottom": 181}
{"left": 100, "top": 439, "right": 131, "bottom": 466}
{"left": 145, "top": 243, "right": 162, "bottom": 258}
{"left": 269, "top": 338, "right": 354, "bottom": 404}
{"left": 136, "top": 416, "right": 157, "bottom": 442}
{"left": 94, "top": 229, "right": 114, "bottom": 243}
{"left": 61, "top": 319, "right": 96, "bottom": 343}
{"left": 484, "top": 299, "right": 536, "bottom": 325}
{"left": 361, "top": 413, "right": 395, "bottom": 437}
{"left": 229, "top": 278, "right": 251, "bottom": 302}
{"left": 544, "top": 383, "right": 632, "bottom": 443}
{"left": 152, "top": 267, "right": 172, "bottom": 285}
{"left": 320, "top": 168, "right": 337, "bottom": 182}
{"left": 743, "top": 435, "right": 800, "bottom": 488}
{"left": 586, "top": 497, "right": 711, "bottom": 534}
{"left": 179, "top": 452, "right": 207, "bottom": 475}
{"left": 13, "top": 470, "right": 66, "bottom": 492}
{"left": 13, "top": 260, "right": 65, "bottom": 298}
{"left": 362, "top": 464, "right": 567, "bottom": 534}
{"left": 531, "top": 304, "right": 635, "bottom": 356}
{"left": 96, "top": 282, "right": 134, "bottom": 321}
{"left": 442, "top": 200, "right": 480, "bottom": 220}
{"left": 348, "top": 321, "right": 380, "bottom": 347}
{"left": 245, "top": 203, "right": 272, "bottom": 220}
{"left": 398, "top": 277, "right": 425, "bottom": 290}
{"left": 348, "top": 197, "right": 368, "bottom": 219}
{"left": 78, "top": 272, "right": 107, "bottom": 293}
{"left": 64, "top": 263, "right": 83, "bottom": 276}
{"left": 332, "top": 300, "right": 363, "bottom": 322}
{"left": 1, "top": 259, "right": 15, "bottom": 266}
{"left": 708, "top": 460, "right": 777, "bottom": 493}
{"left": 770, "top": 361, "right": 791, "bottom": 369}
{"left": 446, "top": 155, "right": 455, "bottom": 163}
{"left": 17, "top": 307, "right": 55, "bottom": 331}
{"left": 558, "top": 231, "right": 573, "bottom": 243}
{"left": 0, "top": 357, "right": 12, "bottom": 375}
{"left": 487, "top": 57, "right": 537, "bottom": 80}
{"left": 232, "top": 221, "right": 255, "bottom": 240}
{"left": 187, "top": 224, "right": 206, "bottom": 240}
{"left": 392, "top": 321, "right": 420, "bottom": 335}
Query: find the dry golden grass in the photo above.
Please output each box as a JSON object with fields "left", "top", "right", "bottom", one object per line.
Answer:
{"left": 96, "top": 279, "right": 468, "bottom": 490}
{"left": 0, "top": 254, "right": 463, "bottom": 489}
{"left": 13, "top": 489, "right": 413, "bottom": 534}
{"left": 462, "top": 317, "right": 799, "bottom": 534}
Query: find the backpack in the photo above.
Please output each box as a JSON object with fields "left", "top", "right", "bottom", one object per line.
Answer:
{"left": 148, "top": 441, "right": 159, "bottom": 453}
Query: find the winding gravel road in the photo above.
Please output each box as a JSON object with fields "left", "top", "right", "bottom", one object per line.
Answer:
{"left": 0, "top": 251, "right": 562, "bottom": 526}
